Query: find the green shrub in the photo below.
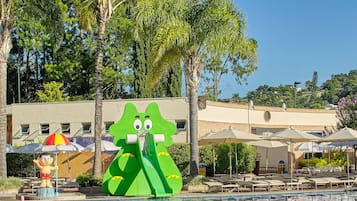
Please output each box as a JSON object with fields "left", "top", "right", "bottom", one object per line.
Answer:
{"left": 0, "top": 177, "right": 23, "bottom": 191}
{"left": 7, "top": 153, "right": 40, "bottom": 177}
{"left": 168, "top": 142, "right": 257, "bottom": 176}
{"left": 167, "top": 143, "right": 190, "bottom": 176}
{"left": 76, "top": 174, "right": 102, "bottom": 187}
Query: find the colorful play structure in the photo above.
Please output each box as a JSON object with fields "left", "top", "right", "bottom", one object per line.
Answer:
{"left": 102, "top": 102, "right": 182, "bottom": 197}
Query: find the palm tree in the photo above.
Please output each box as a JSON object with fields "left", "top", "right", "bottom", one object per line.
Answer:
{"left": 0, "top": 0, "right": 12, "bottom": 177}
{"left": 135, "top": 0, "right": 258, "bottom": 175}
{"left": 73, "top": 0, "right": 126, "bottom": 177}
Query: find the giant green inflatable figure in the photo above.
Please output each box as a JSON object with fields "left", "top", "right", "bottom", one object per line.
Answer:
{"left": 102, "top": 102, "right": 182, "bottom": 197}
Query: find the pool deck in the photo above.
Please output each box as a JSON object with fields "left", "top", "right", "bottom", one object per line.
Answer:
{"left": 3, "top": 187, "right": 357, "bottom": 201}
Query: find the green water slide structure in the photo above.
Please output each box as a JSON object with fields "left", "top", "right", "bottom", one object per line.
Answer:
{"left": 102, "top": 102, "right": 183, "bottom": 197}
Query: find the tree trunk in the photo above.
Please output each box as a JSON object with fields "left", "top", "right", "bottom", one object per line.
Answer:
{"left": 93, "top": 17, "right": 106, "bottom": 178}
{"left": 0, "top": 9, "right": 12, "bottom": 177}
{"left": 184, "top": 53, "right": 202, "bottom": 176}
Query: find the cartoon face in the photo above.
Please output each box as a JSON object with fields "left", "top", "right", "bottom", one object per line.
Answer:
{"left": 39, "top": 154, "right": 53, "bottom": 166}
{"left": 109, "top": 102, "right": 176, "bottom": 147}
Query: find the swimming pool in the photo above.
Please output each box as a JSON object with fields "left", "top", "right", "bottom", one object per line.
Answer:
{"left": 91, "top": 189, "right": 357, "bottom": 201}
{"left": 176, "top": 190, "right": 357, "bottom": 201}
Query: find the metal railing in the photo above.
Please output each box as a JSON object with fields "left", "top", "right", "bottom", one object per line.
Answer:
{"left": 24, "top": 129, "right": 40, "bottom": 142}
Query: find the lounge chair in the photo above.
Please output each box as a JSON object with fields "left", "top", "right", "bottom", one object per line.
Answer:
{"left": 308, "top": 178, "right": 330, "bottom": 189}
{"left": 266, "top": 179, "right": 286, "bottom": 191}
{"left": 203, "top": 181, "right": 223, "bottom": 192}
{"left": 206, "top": 178, "right": 240, "bottom": 192}
{"left": 323, "top": 177, "right": 348, "bottom": 189}
{"left": 249, "top": 180, "right": 270, "bottom": 192}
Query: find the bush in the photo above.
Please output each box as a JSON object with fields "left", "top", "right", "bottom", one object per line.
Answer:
{"left": 7, "top": 153, "right": 40, "bottom": 177}
{"left": 76, "top": 174, "right": 102, "bottom": 187}
{"left": 0, "top": 177, "right": 23, "bottom": 191}
{"left": 167, "top": 143, "right": 190, "bottom": 176}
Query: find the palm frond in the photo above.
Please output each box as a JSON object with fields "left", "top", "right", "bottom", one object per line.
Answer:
{"left": 152, "top": 18, "right": 191, "bottom": 64}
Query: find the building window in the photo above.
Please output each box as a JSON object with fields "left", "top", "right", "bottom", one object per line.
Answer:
{"left": 61, "top": 123, "right": 70, "bottom": 134}
{"left": 21, "top": 124, "right": 29, "bottom": 135}
{"left": 104, "top": 121, "right": 114, "bottom": 133}
{"left": 176, "top": 120, "right": 186, "bottom": 131}
{"left": 40, "top": 124, "right": 50, "bottom": 135}
{"left": 82, "top": 122, "right": 91, "bottom": 134}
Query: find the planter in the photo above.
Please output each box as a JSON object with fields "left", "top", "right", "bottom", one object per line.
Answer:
{"left": 187, "top": 184, "right": 208, "bottom": 193}
{"left": 79, "top": 186, "right": 104, "bottom": 196}
{"left": 0, "top": 188, "right": 19, "bottom": 194}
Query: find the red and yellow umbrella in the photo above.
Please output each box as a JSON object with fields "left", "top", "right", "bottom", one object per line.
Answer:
{"left": 44, "top": 133, "right": 70, "bottom": 146}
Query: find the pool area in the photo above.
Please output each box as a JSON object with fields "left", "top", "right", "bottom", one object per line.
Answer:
{"left": 87, "top": 189, "right": 357, "bottom": 201}
{"left": 175, "top": 190, "right": 357, "bottom": 201}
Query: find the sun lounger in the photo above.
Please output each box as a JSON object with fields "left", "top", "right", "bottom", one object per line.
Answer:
{"left": 205, "top": 178, "right": 240, "bottom": 193}
{"left": 323, "top": 177, "right": 348, "bottom": 189}
{"left": 295, "top": 177, "right": 313, "bottom": 190}
{"left": 203, "top": 181, "right": 223, "bottom": 192}
{"left": 249, "top": 180, "right": 270, "bottom": 192}
{"left": 266, "top": 179, "right": 286, "bottom": 191}
{"left": 308, "top": 178, "right": 330, "bottom": 189}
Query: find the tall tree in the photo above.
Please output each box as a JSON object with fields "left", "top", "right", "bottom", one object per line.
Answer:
{"left": 1, "top": 0, "right": 64, "bottom": 177}
{"left": 135, "top": 0, "right": 258, "bottom": 175}
{"left": 73, "top": 0, "right": 127, "bottom": 177}
{"left": 0, "top": 0, "right": 12, "bottom": 177}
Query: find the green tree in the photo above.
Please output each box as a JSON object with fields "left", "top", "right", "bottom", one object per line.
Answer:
{"left": 36, "top": 81, "right": 69, "bottom": 102}
{"left": 135, "top": 0, "right": 258, "bottom": 176}
{"left": 321, "top": 70, "right": 357, "bottom": 104}
{"left": 73, "top": 0, "right": 127, "bottom": 178}
{"left": 1, "top": 0, "right": 63, "bottom": 177}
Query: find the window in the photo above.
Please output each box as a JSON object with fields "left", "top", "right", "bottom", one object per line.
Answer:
{"left": 61, "top": 123, "right": 70, "bottom": 134}
{"left": 104, "top": 121, "right": 114, "bottom": 133}
{"left": 82, "top": 122, "right": 91, "bottom": 134}
{"left": 21, "top": 124, "right": 29, "bottom": 135}
{"left": 40, "top": 124, "right": 50, "bottom": 134}
{"left": 176, "top": 120, "right": 186, "bottom": 131}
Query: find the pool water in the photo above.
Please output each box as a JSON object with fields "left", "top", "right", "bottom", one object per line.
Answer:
{"left": 96, "top": 190, "right": 357, "bottom": 201}
{"left": 177, "top": 190, "right": 357, "bottom": 201}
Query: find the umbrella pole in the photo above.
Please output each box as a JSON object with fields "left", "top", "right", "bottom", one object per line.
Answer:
{"left": 229, "top": 145, "right": 232, "bottom": 178}
{"left": 213, "top": 148, "right": 216, "bottom": 177}
{"left": 265, "top": 149, "right": 268, "bottom": 174}
{"left": 235, "top": 144, "right": 238, "bottom": 177}
{"left": 290, "top": 143, "right": 293, "bottom": 186}
{"left": 347, "top": 151, "right": 350, "bottom": 186}
{"left": 55, "top": 152, "right": 58, "bottom": 196}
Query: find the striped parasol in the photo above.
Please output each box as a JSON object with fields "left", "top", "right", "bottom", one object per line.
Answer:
{"left": 44, "top": 133, "right": 71, "bottom": 146}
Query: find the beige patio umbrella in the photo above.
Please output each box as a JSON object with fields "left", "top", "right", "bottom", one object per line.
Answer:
{"left": 199, "top": 127, "right": 261, "bottom": 177}
{"left": 267, "top": 127, "right": 321, "bottom": 182}
{"left": 246, "top": 140, "right": 288, "bottom": 173}
{"left": 323, "top": 127, "right": 357, "bottom": 142}
{"left": 323, "top": 127, "right": 357, "bottom": 182}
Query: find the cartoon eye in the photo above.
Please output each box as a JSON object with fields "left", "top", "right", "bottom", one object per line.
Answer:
{"left": 144, "top": 119, "right": 152, "bottom": 130}
{"left": 133, "top": 119, "right": 142, "bottom": 130}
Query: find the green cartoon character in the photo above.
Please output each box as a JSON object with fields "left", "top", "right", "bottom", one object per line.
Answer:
{"left": 102, "top": 102, "right": 182, "bottom": 197}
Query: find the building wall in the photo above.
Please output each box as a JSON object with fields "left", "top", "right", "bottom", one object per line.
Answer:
{"left": 198, "top": 101, "right": 337, "bottom": 136}
{"left": 11, "top": 97, "right": 189, "bottom": 146}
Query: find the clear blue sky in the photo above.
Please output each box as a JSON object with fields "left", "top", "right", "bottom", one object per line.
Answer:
{"left": 216, "top": 0, "right": 357, "bottom": 98}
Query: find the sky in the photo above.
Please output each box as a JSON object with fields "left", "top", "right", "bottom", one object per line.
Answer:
{"left": 216, "top": 0, "right": 357, "bottom": 98}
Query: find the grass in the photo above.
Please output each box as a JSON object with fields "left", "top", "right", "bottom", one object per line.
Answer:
{"left": 0, "top": 177, "right": 23, "bottom": 191}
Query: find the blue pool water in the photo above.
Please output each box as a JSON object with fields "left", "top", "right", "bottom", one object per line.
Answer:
{"left": 177, "top": 191, "right": 357, "bottom": 201}
{"left": 98, "top": 190, "right": 357, "bottom": 201}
